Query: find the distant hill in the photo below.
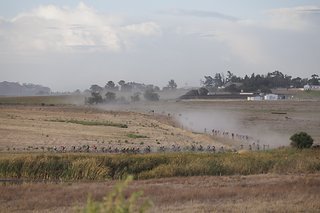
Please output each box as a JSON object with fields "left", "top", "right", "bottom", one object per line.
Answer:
{"left": 0, "top": 81, "right": 51, "bottom": 96}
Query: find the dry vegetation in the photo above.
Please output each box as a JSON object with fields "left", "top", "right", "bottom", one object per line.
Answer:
{"left": 0, "top": 104, "right": 226, "bottom": 152}
{"left": 1, "top": 149, "right": 319, "bottom": 181}
{"left": 1, "top": 173, "right": 319, "bottom": 212}
{"left": 0, "top": 96, "right": 320, "bottom": 212}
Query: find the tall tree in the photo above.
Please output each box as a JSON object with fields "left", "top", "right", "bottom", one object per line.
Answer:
{"left": 90, "top": 84, "right": 103, "bottom": 93}
{"left": 214, "top": 73, "right": 223, "bottom": 87}
{"left": 309, "top": 74, "right": 319, "bottom": 85}
{"left": 226, "top": 71, "right": 234, "bottom": 83}
{"left": 202, "top": 76, "right": 214, "bottom": 88}
{"left": 105, "top": 92, "right": 116, "bottom": 103}
{"left": 105, "top": 81, "right": 117, "bottom": 90}
{"left": 167, "top": 79, "right": 177, "bottom": 90}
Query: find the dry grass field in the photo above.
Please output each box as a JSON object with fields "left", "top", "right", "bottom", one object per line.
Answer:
{"left": 0, "top": 104, "right": 227, "bottom": 152}
{"left": 1, "top": 173, "right": 319, "bottom": 212}
{"left": 0, "top": 96, "right": 320, "bottom": 212}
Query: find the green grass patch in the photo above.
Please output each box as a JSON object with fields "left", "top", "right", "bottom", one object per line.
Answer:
{"left": 49, "top": 119, "right": 128, "bottom": 128}
{"left": 0, "top": 149, "right": 319, "bottom": 181}
{"left": 0, "top": 95, "right": 85, "bottom": 105}
{"left": 127, "top": 133, "right": 148, "bottom": 139}
{"left": 295, "top": 90, "right": 320, "bottom": 99}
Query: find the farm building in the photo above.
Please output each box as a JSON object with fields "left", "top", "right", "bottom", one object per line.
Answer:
{"left": 247, "top": 96, "right": 263, "bottom": 101}
{"left": 264, "top": 94, "right": 279, "bottom": 100}
{"left": 304, "top": 85, "right": 320, "bottom": 91}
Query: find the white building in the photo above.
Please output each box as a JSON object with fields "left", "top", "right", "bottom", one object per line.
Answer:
{"left": 247, "top": 96, "right": 263, "bottom": 101}
{"left": 304, "top": 84, "right": 320, "bottom": 91}
{"left": 264, "top": 94, "right": 279, "bottom": 100}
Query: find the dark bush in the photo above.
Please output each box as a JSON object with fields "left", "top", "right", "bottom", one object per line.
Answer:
{"left": 198, "top": 87, "right": 209, "bottom": 96}
{"left": 144, "top": 89, "right": 159, "bottom": 101}
{"left": 290, "top": 132, "right": 313, "bottom": 149}
{"left": 105, "top": 92, "right": 116, "bottom": 103}
{"left": 86, "top": 92, "right": 103, "bottom": 104}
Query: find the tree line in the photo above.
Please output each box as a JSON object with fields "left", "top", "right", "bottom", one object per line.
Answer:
{"left": 86, "top": 79, "right": 178, "bottom": 104}
{"left": 86, "top": 71, "right": 319, "bottom": 104}
{"left": 201, "top": 71, "right": 319, "bottom": 93}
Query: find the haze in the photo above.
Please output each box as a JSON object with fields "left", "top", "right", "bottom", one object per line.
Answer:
{"left": 1, "top": 1, "right": 319, "bottom": 91}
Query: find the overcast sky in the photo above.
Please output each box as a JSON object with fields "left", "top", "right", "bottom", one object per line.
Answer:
{"left": 0, "top": 1, "right": 319, "bottom": 91}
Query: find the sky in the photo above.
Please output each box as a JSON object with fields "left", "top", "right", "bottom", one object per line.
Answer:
{"left": 0, "top": 1, "right": 320, "bottom": 91}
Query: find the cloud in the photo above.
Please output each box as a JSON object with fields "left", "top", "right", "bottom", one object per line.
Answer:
{"left": 122, "top": 22, "right": 161, "bottom": 36}
{"left": 1, "top": 3, "right": 319, "bottom": 91}
{"left": 161, "top": 8, "right": 238, "bottom": 21}
{"left": 265, "top": 5, "right": 320, "bottom": 31}
{"left": 0, "top": 2, "right": 161, "bottom": 53}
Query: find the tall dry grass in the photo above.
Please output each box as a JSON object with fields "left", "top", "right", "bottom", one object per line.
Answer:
{"left": 80, "top": 176, "right": 152, "bottom": 213}
{"left": 0, "top": 149, "right": 319, "bottom": 181}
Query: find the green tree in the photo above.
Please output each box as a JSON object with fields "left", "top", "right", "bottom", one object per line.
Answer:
{"left": 167, "top": 79, "right": 177, "bottom": 90}
{"left": 198, "top": 87, "right": 209, "bottom": 96}
{"left": 291, "top": 77, "right": 303, "bottom": 88}
{"left": 202, "top": 76, "right": 214, "bottom": 88}
{"left": 118, "top": 80, "right": 125, "bottom": 87}
{"left": 87, "top": 92, "right": 103, "bottom": 104}
{"left": 90, "top": 85, "right": 103, "bottom": 93}
{"left": 105, "top": 92, "right": 116, "bottom": 103}
{"left": 290, "top": 132, "right": 314, "bottom": 149}
{"left": 308, "top": 74, "right": 319, "bottom": 85}
{"left": 105, "top": 81, "right": 118, "bottom": 91}
{"left": 214, "top": 73, "right": 223, "bottom": 87}
{"left": 131, "top": 93, "right": 140, "bottom": 102}
{"left": 226, "top": 71, "right": 233, "bottom": 83}
{"left": 144, "top": 89, "right": 159, "bottom": 101}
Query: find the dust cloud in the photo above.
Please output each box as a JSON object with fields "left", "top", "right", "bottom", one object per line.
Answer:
{"left": 95, "top": 100, "right": 290, "bottom": 149}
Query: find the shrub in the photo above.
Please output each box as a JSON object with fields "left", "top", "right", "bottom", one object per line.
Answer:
{"left": 290, "top": 132, "right": 314, "bottom": 149}
{"left": 86, "top": 92, "right": 103, "bottom": 104}
{"left": 127, "top": 133, "right": 148, "bottom": 139}
{"left": 198, "top": 87, "right": 209, "bottom": 96}
{"left": 143, "top": 89, "right": 159, "bottom": 101}
{"left": 81, "top": 175, "right": 152, "bottom": 213}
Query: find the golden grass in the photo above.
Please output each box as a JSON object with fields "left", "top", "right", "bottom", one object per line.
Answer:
{"left": 0, "top": 148, "right": 319, "bottom": 181}
{"left": 1, "top": 174, "right": 319, "bottom": 212}
{"left": 80, "top": 176, "right": 152, "bottom": 213}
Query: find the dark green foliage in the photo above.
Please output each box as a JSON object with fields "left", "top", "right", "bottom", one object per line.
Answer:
{"left": 224, "top": 84, "right": 241, "bottom": 93}
{"left": 308, "top": 74, "right": 319, "bottom": 85}
{"left": 202, "top": 76, "right": 215, "bottom": 88}
{"left": 105, "top": 81, "right": 118, "bottom": 91}
{"left": 290, "top": 132, "right": 314, "bottom": 149}
{"left": 198, "top": 70, "right": 317, "bottom": 93}
{"left": 86, "top": 92, "right": 103, "bottom": 104}
{"left": 198, "top": 87, "right": 209, "bottom": 96}
{"left": 105, "top": 92, "right": 116, "bottom": 103}
{"left": 143, "top": 89, "right": 159, "bottom": 101}
{"left": 127, "top": 133, "right": 148, "bottom": 139}
{"left": 49, "top": 119, "right": 128, "bottom": 128}
{"left": 184, "top": 89, "right": 199, "bottom": 96}
{"left": 167, "top": 79, "right": 177, "bottom": 90}
{"left": 90, "top": 85, "right": 103, "bottom": 93}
